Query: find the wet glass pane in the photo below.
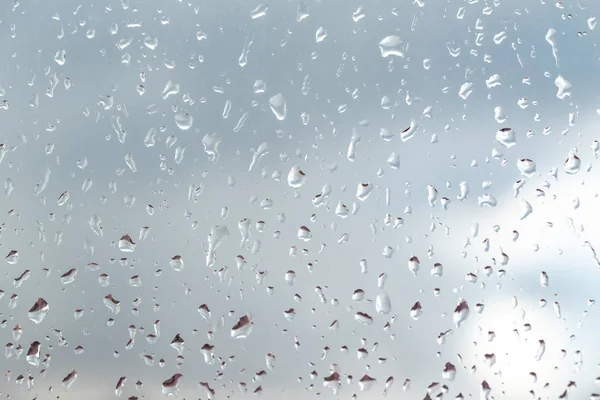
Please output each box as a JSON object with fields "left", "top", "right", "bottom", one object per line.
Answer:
{"left": 1, "top": 0, "right": 600, "bottom": 399}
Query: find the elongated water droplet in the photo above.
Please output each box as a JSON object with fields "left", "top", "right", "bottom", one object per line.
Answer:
{"left": 375, "top": 292, "right": 391, "bottom": 315}
{"left": 453, "top": 299, "right": 469, "bottom": 327}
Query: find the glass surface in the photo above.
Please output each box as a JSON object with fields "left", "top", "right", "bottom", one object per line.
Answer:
{"left": 1, "top": 0, "right": 600, "bottom": 399}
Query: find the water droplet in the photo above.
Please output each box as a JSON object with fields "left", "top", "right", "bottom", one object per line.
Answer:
{"left": 231, "top": 314, "right": 254, "bottom": 339}
{"left": 352, "top": 7, "right": 366, "bottom": 22}
{"left": 356, "top": 182, "right": 374, "bottom": 201}
{"left": 458, "top": 82, "right": 473, "bottom": 99}
{"left": 57, "top": 191, "right": 70, "bottom": 206}
{"left": 534, "top": 339, "right": 546, "bottom": 361}
{"left": 174, "top": 112, "right": 193, "bottom": 130}
{"left": 143, "top": 35, "right": 158, "bottom": 50}
{"left": 28, "top": 298, "right": 49, "bottom": 324}
{"left": 170, "top": 255, "right": 184, "bottom": 271}
{"left": 387, "top": 152, "right": 400, "bottom": 169}
{"left": 253, "top": 80, "right": 266, "bottom": 94}
{"left": 516, "top": 159, "right": 536, "bottom": 177}
{"left": 103, "top": 294, "right": 121, "bottom": 314}
{"left": 26, "top": 341, "right": 41, "bottom": 366}
{"left": 287, "top": 166, "right": 307, "bottom": 188}
{"left": 495, "top": 128, "right": 516, "bottom": 148}
{"left": 250, "top": 3, "right": 268, "bottom": 19}
{"left": 358, "top": 374, "right": 376, "bottom": 391}
{"left": 453, "top": 300, "right": 469, "bottom": 327}
{"left": 206, "top": 225, "right": 229, "bottom": 268}
{"left": 297, "top": 226, "right": 312, "bottom": 241}
{"left": 352, "top": 289, "right": 365, "bottom": 301}
{"left": 62, "top": 369, "right": 78, "bottom": 390}
{"left": 354, "top": 311, "right": 373, "bottom": 325}
{"left": 564, "top": 152, "right": 581, "bottom": 174}
{"left": 408, "top": 256, "right": 420, "bottom": 276}
{"left": 266, "top": 353, "right": 276, "bottom": 370}
{"left": 442, "top": 362, "right": 457, "bottom": 381}
{"left": 54, "top": 49, "right": 67, "bottom": 65}
{"left": 379, "top": 35, "right": 406, "bottom": 57}
{"left": 478, "top": 194, "right": 497, "bottom": 207}
{"left": 118, "top": 234, "right": 136, "bottom": 252}
{"left": 170, "top": 334, "right": 185, "bottom": 355}
{"left": 5, "top": 250, "right": 19, "bottom": 264}
{"left": 431, "top": 263, "right": 443, "bottom": 277}
{"left": 161, "top": 373, "right": 183, "bottom": 396}
{"left": 315, "top": 27, "right": 328, "bottom": 42}
{"left": 375, "top": 292, "right": 392, "bottom": 314}
{"left": 202, "top": 133, "right": 222, "bottom": 163}
{"left": 540, "top": 271, "right": 549, "bottom": 287}
{"left": 115, "top": 377, "right": 127, "bottom": 397}
{"left": 400, "top": 120, "right": 417, "bottom": 142}
{"left": 520, "top": 199, "right": 533, "bottom": 219}
{"left": 410, "top": 302, "right": 422, "bottom": 320}
{"left": 268, "top": 93, "right": 287, "bottom": 120}
{"left": 554, "top": 75, "right": 572, "bottom": 99}
{"left": 60, "top": 268, "right": 77, "bottom": 284}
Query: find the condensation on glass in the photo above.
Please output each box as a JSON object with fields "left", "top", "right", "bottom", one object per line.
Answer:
{"left": 1, "top": 0, "right": 600, "bottom": 399}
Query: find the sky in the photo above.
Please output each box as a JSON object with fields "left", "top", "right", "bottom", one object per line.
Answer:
{"left": 1, "top": 0, "right": 600, "bottom": 399}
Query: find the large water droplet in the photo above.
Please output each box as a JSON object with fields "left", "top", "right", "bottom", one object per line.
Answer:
{"left": 28, "top": 298, "right": 49, "bottom": 324}
{"left": 453, "top": 299, "right": 469, "bottom": 327}
{"left": 174, "top": 112, "right": 193, "bottom": 130}
{"left": 442, "top": 362, "right": 457, "bottom": 381}
{"left": 375, "top": 292, "right": 392, "bottom": 314}
{"left": 410, "top": 302, "right": 422, "bottom": 319}
{"left": 516, "top": 159, "right": 536, "bottom": 177}
{"left": 495, "top": 128, "right": 516, "bottom": 148}
{"left": 268, "top": 93, "right": 287, "bottom": 120}
{"left": 118, "top": 234, "right": 136, "bottom": 252}
{"left": 62, "top": 369, "right": 78, "bottom": 390}
{"left": 231, "top": 314, "right": 254, "bottom": 339}
{"left": 379, "top": 35, "right": 406, "bottom": 57}
{"left": 564, "top": 152, "right": 581, "bottom": 174}
{"left": 161, "top": 373, "right": 183, "bottom": 396}
{"left": 5, "top": 250, "right": 19, "bottom": 264}
{"left": 287, "top": 166, "right": 307, "bottom": 188}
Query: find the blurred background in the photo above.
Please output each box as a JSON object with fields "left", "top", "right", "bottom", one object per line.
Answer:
{"left": 1, "top": 0, "right": 600, "bottom": 398}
